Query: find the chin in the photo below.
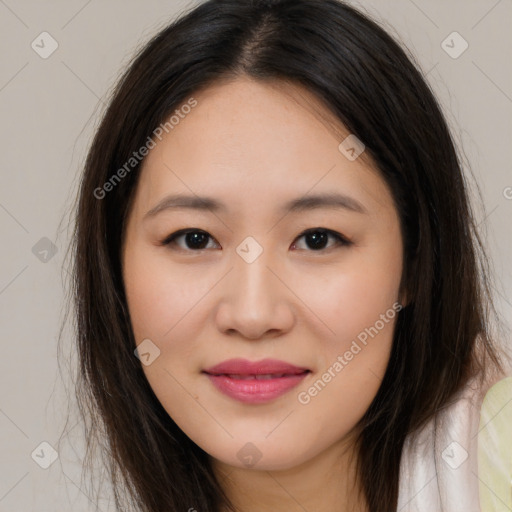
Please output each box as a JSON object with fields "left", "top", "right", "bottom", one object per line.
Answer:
{"left": 204, "top": 437, "right": 317, "bottom": 472}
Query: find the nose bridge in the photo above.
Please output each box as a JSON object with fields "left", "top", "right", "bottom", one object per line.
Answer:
{"left": 215, "top": 235, "right": 292, "bottom": 339}
{"left": 233, "top": 236, "right": 278, "bottom": 308}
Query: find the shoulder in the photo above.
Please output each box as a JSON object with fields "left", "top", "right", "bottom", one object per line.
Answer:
{"left": 478, "top": 374, "right": 512, "bottom": 512}
{"left": 397, "top": 369, "right": 512, "bottom": 512}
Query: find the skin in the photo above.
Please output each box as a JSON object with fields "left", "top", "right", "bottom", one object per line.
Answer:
{"left": 121, "top": 76, "right": 405, "bottom": 512}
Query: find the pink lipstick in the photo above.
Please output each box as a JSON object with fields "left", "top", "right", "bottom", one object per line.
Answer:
{"left": 203, "top": 358, "right": 311, "bottom": 404}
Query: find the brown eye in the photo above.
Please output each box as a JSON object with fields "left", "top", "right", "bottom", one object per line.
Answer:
{"left": 161, "top": 229, "right": 219, "bottom": 251}
{"left": 291, "top": 228, "right": 351, "bottom": 251}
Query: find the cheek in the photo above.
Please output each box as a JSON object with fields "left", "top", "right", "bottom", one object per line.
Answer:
{"left": 290, "top": 271, "right": 399, "bottom": 452}
{"left": 294, "top": 266, "right": 398, "bottom": 398}
{"left": 124, "top": 247, "right": 211, "bottom": 345}
{"left": 123, "top": 248, "right": 211, "bottom": 422}
{"left": 291, "top": 247, "right": 402, "bottom": 350}
{"left": 288, "top": 244, "right": 401, "bottom": 411}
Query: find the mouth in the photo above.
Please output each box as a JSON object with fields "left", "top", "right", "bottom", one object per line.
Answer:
{"left": 202, "top": 358, "right": 311, "bottom": 404}
{"left": 210, "top": 372, "right": 309, "bottom": 380}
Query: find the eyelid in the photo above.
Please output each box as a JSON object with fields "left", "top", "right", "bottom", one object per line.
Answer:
{"left": 160, "top": 228, "right": 219, "bottom": 248}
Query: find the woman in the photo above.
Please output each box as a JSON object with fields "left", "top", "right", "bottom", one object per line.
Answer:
{"left": 68, "top": 0, "right": 511, "bottom": 510}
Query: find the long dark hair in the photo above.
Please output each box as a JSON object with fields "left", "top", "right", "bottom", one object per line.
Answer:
{"left": 60, "top": 0, "right": 508, "bottom": 510}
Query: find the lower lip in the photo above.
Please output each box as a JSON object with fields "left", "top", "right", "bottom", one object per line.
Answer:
{"left": 205, "top": 372, "right": 309, "bottom": 404}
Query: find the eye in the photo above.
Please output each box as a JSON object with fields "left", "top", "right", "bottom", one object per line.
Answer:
{"left": 160, "top": 229, "right": 219, "bottom": 251}
{"left": 160, "top": 228, "right": 352, "bottom": 252}
{"left": 291, "top": 228, "right": 352, "bottom": 252}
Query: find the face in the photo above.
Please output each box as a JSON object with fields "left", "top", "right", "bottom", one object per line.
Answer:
{"left": 121, "top": 76, "right": 404, "bottom": 473}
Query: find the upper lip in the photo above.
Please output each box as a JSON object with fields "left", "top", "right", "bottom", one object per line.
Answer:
{"left": 203, "top": 358, "right": 310, "bottom": 376}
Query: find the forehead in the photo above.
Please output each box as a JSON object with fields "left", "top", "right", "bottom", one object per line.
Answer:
{"left": 175, "top": 76, "right": 359, "bottom": 160}
{"left": 133, "top": 76, "right": 391, "bottom": 216}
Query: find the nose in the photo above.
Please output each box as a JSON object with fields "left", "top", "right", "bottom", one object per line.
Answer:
{"left": 214, "top": 246, "right": 295, "bottom": 341}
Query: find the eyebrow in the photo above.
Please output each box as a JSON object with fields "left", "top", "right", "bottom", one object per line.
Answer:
{"left": 144, "top": 192, "right": 368, "bottom": 219}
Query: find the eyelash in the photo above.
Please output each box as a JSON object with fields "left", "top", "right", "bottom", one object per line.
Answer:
{"left": 160, "top": 228, "right": 352, "bottom": 253}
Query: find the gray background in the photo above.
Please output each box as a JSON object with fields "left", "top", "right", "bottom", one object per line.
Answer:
{"left": 0, "top": 0, "right": 511, "bottom": 510}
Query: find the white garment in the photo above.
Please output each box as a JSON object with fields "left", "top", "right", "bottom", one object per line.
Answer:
{"left": 397, "top": 372, "right": 512, "bottom": 512}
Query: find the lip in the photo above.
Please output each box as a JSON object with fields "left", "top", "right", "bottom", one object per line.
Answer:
{"left": 204, "top": 358, "right": 310, "bottom": 376}
{"left": 202, "top": 358, "right": 311, "bottom": 404}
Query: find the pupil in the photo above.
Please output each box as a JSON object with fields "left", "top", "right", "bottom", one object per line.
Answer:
{"left": 307, "top": 231, "right": 328, "bottom": 250}
{"left": 186, "top": 232, "right": 209, "bottom": 249}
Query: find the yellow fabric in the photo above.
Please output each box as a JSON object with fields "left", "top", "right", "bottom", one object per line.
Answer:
{"left": 478, "top": 376, "right": 512, "bottom": 511}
